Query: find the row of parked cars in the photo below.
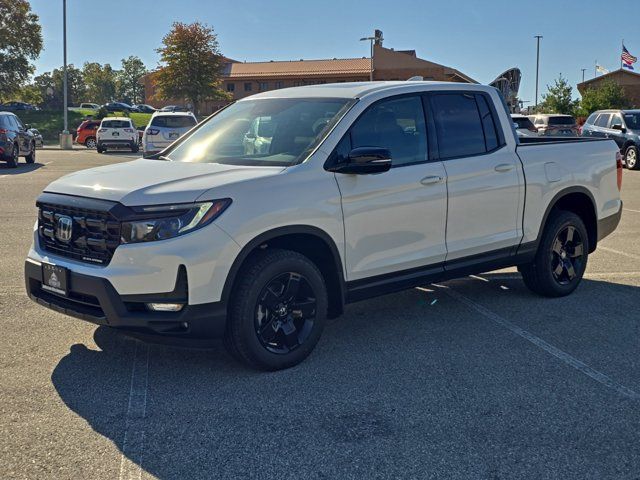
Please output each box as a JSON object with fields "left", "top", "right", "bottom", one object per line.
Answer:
{"left": 511, "top": 110, "right": 640, "bottom": 169}
{"left": 72, "top": 102, "right": 190, "bottom": 114}
{"left": 76, "top": 110, "right": 197, "bottom": 156}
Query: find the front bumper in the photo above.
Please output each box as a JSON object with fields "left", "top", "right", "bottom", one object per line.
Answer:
{"left": 25, "top": 259, "right": 227, "bottom": 338}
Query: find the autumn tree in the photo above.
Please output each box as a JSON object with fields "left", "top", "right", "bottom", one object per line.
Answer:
{"left": 116, "top": 56, "right": 147, "bottom": 104}
{"left": 0, "top": 0, "right": 43, "bottom": 100}
{"left": 155, "top": 22, "right": 228, "bottom": 114}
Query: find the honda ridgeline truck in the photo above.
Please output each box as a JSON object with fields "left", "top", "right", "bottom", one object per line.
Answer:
{"left": 25, "top": 82, "right": 623, "bottom": 370}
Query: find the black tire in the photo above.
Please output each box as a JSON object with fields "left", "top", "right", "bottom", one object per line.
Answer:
{"left": 224, "top": 249, "right": 327, "bottom": 370}
{"left": 519, "top": 210, "right": 589, "bottom": 297}
{"left": 96, "top": 143, "right": 105, "bottom": 154}
{"left": 25, "top": 142, "right": 36, "bottom": 163}
{"left": 625, "top": 145, "right": 638, "bottom": 170}
{"left": 131, "top": 143, "right": 139, "bottom": 153}
{"left": 85, "top": 137, "right": 97, "bottom": 149}
{"left": 6, "top": 143, "right": 18, "bottom": 168}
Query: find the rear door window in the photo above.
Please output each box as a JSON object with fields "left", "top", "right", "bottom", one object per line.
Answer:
{"left": 430, "top": 93, "right": 489, "bottom": 159}
{"left": 350, "top": 95, "right": 427, "bottom": 167}
{"left": 585, "top": 113, "right": 598, "bottom": 125}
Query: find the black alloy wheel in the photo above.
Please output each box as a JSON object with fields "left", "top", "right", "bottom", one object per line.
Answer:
{"left": 550, "top": 225, "right": 584, "bottom": 285}
{"left": 255, "top": 272, "right": 317, "bottom": 354}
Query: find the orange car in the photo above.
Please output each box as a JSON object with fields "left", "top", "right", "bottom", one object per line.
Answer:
{"left": 75, "top": 120, "right": 100, "bottom": 149}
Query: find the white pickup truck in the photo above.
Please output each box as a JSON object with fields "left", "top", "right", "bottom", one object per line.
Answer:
{"left": 25, "top": 82, "right": 623, "bottom": 370}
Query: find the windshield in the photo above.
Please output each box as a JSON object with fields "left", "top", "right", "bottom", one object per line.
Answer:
{"left": 623, "top": 112, "right": 640, "bottom": 130}
{"left": 165, "top": 97, "right": 355, "bottom": 166}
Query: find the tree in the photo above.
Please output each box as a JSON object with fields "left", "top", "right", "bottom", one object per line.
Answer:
{"left": 116, "top": 56, "right": 147, "bottom": 104}
{"left": 82, "top": 62, "right": 117, "bottom": 104}
{"left": 14, "top": 83, "right": 42, "bottom": 106}
{"left": 0, "top": 0, "right": 43, "bottom": 101}
{"left": 539, "top": 75, "right": 579, "bottom": 115}
{"left": 33, "top": 64, "right": 84, "bottom": 109}
{"left": 155, "top": 22, "right": 229, "bottom": 114}
{"left": 578, "top": 80, "right": 629, "bottom": 117}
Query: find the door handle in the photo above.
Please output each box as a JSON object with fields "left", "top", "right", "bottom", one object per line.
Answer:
{"left": 420, "top": 175, "right": 444, "bottom": 185}
{"left": 494, "top": 163, "right": 514, "bottom": 173}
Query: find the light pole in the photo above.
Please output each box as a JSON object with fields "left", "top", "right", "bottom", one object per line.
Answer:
{"left": 60, "top": 0, "right": 72, "bottom": 149}
{"left": 360, "top": 36, "right": 375, "bottom": 81}
{"left": 534, "top": 35, "right": 543, "bottom": 113}
{"left": 581, "top": 68, "right": 586, "bottom": 83}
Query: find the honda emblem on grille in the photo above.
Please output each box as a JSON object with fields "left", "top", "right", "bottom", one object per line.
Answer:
{"left": 55, "top": 215, "right": 73, "bottom": 242}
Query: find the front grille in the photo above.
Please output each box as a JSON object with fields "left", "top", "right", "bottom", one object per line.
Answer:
{"left": 38, "top": 202, "right": 121, "bottom": 265}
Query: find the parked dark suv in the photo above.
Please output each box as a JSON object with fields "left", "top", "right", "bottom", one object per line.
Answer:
{"left": 581, "top": 109, "right": 640, "bottom": 169}
{"left": 0, "top": 112, "right": 36, "bottom": 168}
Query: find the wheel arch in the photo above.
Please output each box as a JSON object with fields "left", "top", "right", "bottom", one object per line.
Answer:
{"left": 221, "top": 226, "right": 346, "bottom": 318}
{"left": 537, "top": 187, "right": 598, "bottom": 253}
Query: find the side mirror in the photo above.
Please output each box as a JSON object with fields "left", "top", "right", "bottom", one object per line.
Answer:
{"left": 611, "top": 123, "right": 626, "bottom": 132}
{"left": 330, "top": 147, "right": 392, "bottom": 174}
{"left": 24, "top": 124, "right": 31, "bottom": 129}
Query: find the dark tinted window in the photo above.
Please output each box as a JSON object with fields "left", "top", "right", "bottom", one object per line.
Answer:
{"left": 594, "top": 114, "right": 610, "bottom": 128}
{"left": 585, "top": 113, "right": 598, "bottom": 125}
{"left": 432, "top": 93, "right": 486, "bottom": 159}
{"left": 150, "top": 115, "right": 196, "bottom": 128}
{"left": 623, "top": 112, "right": 640, "bottom": 129}
{"left": 548, "top": 116, "right": 575, "bottom": 125}
{"left": 513, "top": 117, "right": 535, "bottom": 129}
{"left": 102, "top": 120, "right": 131, "bottom": 128}
{"left": 476, "top": 95, "right": 499, "bottom": 151}
{"left": 350, "top": 95, "right": 427, "bottom": 166}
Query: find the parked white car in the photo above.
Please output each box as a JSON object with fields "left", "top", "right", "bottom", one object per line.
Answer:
{"left": 142, "top": 111, "right": 197, "bottom": 158}
{"left": 26, "top": 82, "right": 623, "bottom": 370}
{"left": 96, "top": 117, "right": 139, "bottom": 153}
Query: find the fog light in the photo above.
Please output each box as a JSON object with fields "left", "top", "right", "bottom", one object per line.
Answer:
{"left": 145, "top": 303, "right": 184, "bottom": 312}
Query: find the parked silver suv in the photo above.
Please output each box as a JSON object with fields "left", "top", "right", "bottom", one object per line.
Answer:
{"left": 142, "top": 112, "right": 197, "bottom": 158}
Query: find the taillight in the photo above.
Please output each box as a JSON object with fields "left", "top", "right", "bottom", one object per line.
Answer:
{"left": 124, "top": 128, "right": 134, "bottom": 133}
{"left": 98, "top": 128, "right": 107, "bottom": 133}
{"left": 616, "top": 150, "right": 623, "bottom": 191}
{"left": 0, "top": 128, "right": 7, "bottom": 134}
{"left": 146, "top": 128, "right": 160, "bottom": 135}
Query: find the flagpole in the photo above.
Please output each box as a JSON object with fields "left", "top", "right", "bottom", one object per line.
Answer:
{"left": 621, "top": 39, "right": 624, "bottom": 70}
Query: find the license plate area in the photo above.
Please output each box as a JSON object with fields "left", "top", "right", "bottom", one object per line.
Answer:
{"left": 41, "top": 263, "right": 69, "bottom": 296}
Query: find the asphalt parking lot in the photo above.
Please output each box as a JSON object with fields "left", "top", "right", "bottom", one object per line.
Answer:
{"left": 1, "top": 149, "right": 640, "bottom": 480}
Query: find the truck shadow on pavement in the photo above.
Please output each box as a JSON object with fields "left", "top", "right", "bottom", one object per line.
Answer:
{"left": 50, "top": 275, "right": 640, "bottom": 480}
{"left": 0, "top": 162, "right": 45, "bottom": 174}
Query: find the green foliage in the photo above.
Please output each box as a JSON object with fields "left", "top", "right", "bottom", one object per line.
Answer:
{"left": 116, "top": 56, "right": 147, "bottom": 104}
{"left": 33, "top": 64, "right": 84, "bottom": 109}
{"left": 14, "top": 83, "right": 42, "bottom": 105}
{"left": 539, "top": 75, "right": 579, "bottom": 116}
{"left": 578, "top": 80, "right": 630, "bottom": 117}
{"left": 155, "top": 22, "right": 230, "bottom": 114}
{"left": 82, "top": 62, "right": 117, "bottom": 104}
{"left": 0, "top": 0, "right": 43, "bottom": 101}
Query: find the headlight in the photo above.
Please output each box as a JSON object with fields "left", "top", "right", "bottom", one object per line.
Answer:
{"left": 121, "top": 199, "right": 231, "bottom": 243}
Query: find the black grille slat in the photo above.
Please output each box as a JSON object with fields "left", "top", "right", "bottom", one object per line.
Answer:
{"left": 38, "top": 202, "right": 121, "bottom": 265}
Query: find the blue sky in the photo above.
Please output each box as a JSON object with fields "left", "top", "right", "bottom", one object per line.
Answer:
{"left": 30, "top": 0, "right": 639, "bottom": 103}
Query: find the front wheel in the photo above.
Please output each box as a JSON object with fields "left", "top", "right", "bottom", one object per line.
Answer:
{"left": 224, "top": 249, "right": 327, "bottom": 370}
{"left": 625, "top": 145, "right": 638, "bottom": 170}
{"left": 519, "top": 210, "right": 589, "bottom": 297}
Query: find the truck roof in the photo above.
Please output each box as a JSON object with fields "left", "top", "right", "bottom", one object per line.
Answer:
{"left": 245, "top": 81, "right": 495, "bottom": 101}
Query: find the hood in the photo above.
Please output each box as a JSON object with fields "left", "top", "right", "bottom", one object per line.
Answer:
{"left": 44, "top": 159, "right": 285, "bottom": 206}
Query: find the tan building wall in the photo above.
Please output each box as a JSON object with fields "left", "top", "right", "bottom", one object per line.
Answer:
{"left": 141, "top": 45, "right": 476, "bottom": 115}
{"left": 577, "top": 69, "right": 640, "bottom": 108}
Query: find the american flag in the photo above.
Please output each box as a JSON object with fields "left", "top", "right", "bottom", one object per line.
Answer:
{"left": 622, "top": 45, "right": 637, "bottom": 66}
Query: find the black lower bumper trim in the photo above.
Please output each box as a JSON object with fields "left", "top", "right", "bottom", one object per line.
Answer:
{"left": 598, "top": 203, "right": 623, "bottom": 241}
{"left": 25, "top": 260, "right": 227, "bottom": 338}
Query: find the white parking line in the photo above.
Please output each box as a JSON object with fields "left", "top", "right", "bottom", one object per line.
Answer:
{"left": 435, "top": 284, "right": 640, "bottom": 400}
{"left": 598, "top": 246, "right": 640, "bottom": 262}
{"left": 43, "top": 161, "right": 52, "bottom": 165}
{"left": 624, "top": 208, "right": 640, "bottom": 214}
{"left": 119, "top": 340, "right": 150, "bottom": 480}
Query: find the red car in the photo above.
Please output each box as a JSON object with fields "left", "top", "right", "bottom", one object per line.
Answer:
{"left": 75, "top": 120, "right": 100, "bottom": 149}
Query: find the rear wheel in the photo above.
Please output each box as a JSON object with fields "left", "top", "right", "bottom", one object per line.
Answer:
{"left": 85, "top": 137, "right": 97, "bottom": 149}
{"left": 131, "top": 142, "right": 139, "bottom": 153}
{"left": 6, "top": 143, "right": 18, "bottom": 168}
{"left": 224, "top": 249, "right": 327, "bottom": 370}
{"left": 520, "top": 210, "right": 589, "bottom": 297}
{"left": 625, "top": 145, "right": 638, "bottom": 170}
{"left": 25, "top": 142, "right": 36, "bottom": 163}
